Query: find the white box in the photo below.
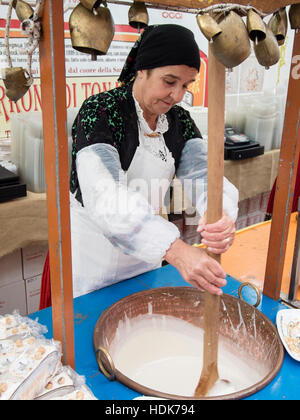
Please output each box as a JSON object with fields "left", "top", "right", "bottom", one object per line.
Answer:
{"left": 22, "top": 243, "right": 48, "bottom": 280}
{"left": 25, "top": 275, "right": 42, "bottom": 315}
{"left": 0, "top": 249, "right": 23, "bottom": 287}
{"left": 0, "top": 281, "right": 27, "bottom": 316}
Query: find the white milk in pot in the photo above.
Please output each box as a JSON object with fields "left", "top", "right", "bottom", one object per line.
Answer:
{"left": 109, "top": 312, "right": 268, "bottom": 398}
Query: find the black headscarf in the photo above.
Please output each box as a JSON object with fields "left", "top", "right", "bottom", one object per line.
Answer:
{"left": 118, "top": 24, "right": 200, "bottom": 85}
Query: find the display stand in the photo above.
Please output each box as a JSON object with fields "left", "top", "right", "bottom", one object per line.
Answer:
{"left": 38, "top": 0, "right": 300, "bottom": 371}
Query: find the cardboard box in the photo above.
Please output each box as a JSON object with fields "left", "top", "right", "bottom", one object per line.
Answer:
{"left": 0, "top": 249, "right": 23, "bottom": 288}
{"left": 248, "top": 195, "right": 261, "bottom": 214}
{"left": 237, "top": 198, "right": 249, "bottom": 217}
{"left": 260, "top": 191, "right": 271, "bottom": 212}
{"left": 236, "top": 215, "right": 248, "bottom": 231}
{"left": 22, "top": 243, "right": 48, "bottom": 280}
{"left": 25, "top": 275, "right": 42, "bottom": 315}
{"left": 247, "top": 211, "right": 264, "bottom": 226}
{"left": 0, "top": 280, "right": 27, "bottom": 316}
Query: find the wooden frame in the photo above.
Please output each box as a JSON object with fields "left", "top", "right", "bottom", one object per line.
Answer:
{"left": 145, "top": 0, "right": 297, "bottom": 15}
{"left": 38, "top": 0, "right": 300, "bottom": 366}
{"left": 39, "top": 0, "right": 75, "bottom": 368}
{"left": 264, "top": 29, "right": 300, "bottom": 300}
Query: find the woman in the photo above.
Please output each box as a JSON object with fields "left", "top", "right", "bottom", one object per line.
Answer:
{"left": 40, "top": 24, "right": 238, "bottom": 307}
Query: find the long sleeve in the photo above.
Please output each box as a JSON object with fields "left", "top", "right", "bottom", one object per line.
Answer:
{"left": 75, "top": 143, "right": 180, "bottom": 264}
{"left": 176, "top": 138, "right": 239, "bottom": 221}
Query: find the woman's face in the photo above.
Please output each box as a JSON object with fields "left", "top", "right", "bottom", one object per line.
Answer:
{"left": 135, "top": 65, "right": 198, "bottom": 117}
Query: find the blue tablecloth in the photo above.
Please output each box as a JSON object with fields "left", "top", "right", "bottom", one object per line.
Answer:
{"left": 30, "top": 264, "right": 300, "bottom": 400}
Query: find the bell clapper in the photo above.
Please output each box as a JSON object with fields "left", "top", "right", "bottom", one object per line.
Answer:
{"left": 91, "top": 52, "right": 97, "bottom": 61}
{"left": 137, "top": 23, "right": 140, "bottom": 34}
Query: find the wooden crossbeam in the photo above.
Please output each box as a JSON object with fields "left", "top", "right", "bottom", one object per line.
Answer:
{"left": 143, "top": 0, "right": 300, "bottom": 15}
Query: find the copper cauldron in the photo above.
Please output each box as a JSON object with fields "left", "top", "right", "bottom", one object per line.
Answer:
{"left": 93, "top": 286, "right": 284, "bottom": 400}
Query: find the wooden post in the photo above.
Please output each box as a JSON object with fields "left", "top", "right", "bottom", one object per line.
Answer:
{"left": 203, "top": 42, "right": 225, "bottom": 385}
{"left": 39, "top": 0, "right": 75, "bottom": 368}
{"left": 264, "top": 29, "right": 300, "bottom": 300}
{"left": 195, "top": 44, "right": 225, "bottom": 396}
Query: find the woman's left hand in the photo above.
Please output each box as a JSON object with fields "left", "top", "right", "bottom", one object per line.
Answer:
{"left": 197, "top": 212, "right": 236, "bottom": 254}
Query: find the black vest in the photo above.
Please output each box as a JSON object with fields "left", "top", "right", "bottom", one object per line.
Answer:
{"left": 70, "top": 83, "right": 201, "bottom": 205}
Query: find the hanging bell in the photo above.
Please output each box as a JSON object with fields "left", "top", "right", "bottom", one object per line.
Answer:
{"left": 210, "top": 11, "right": 251, "bottom": 69}
{"left": 128, "top": 2, "right": 149, "bottom": 32}
{"left": 79, "top": 0, "right": 102, "bottom": 11}
{"left": 69, "top": 3, "right": 115, "bottom": 59}
{"left": 254, "top": 24, "right": 280, "bottom": 69}
{"left": 13, "top": 0, "right": 33, "bottom": 22}
{"left": 196, "top": 13, "right": 222, "bottom": 42}
{"left": 247, "top": 9, "right": 266, "bottom": 44}
{"left": 268, "top": 8, "right": 287, "bottom": 46}
{"left": 289, "top": 4, "right": 300, "bottom": 30}
{"left": 1, "top": 67, "right": 31, "bottom": 102}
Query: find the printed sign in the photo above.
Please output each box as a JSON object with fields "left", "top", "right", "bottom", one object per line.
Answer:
{"left": 0, "top": 3, "right": 210, "bottom": 137}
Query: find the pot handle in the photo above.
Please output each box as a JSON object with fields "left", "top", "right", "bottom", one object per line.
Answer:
{"left": 238, "top": 282, "right": 261, "bottom": 308}
{"left": 96, "top": 346, "right": 116, "bottom": 381}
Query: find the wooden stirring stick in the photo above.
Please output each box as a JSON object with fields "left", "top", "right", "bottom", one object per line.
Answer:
{"left": 194, "top": 44, "right": 226, "bottom": 397}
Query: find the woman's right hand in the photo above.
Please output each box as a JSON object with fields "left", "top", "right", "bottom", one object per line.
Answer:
{"left": 164, "top": 239, "right": 227, "bottom": 295}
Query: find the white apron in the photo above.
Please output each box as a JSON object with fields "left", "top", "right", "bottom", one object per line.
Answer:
{"left": 71, "top": 142, "right": 175, "bottom": 298}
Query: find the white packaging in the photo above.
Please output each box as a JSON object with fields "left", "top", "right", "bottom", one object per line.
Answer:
{"left": 0, "top": 281, "right": 27, "bottom": 316}
{"left": 244, "top": 98, "right": 277, "bottom": 152}
{"left": 21, "top": 243, "right": 48, "bottom": 280}
{"left": 25, "top": 275, "right": 42, "bottom": 315}
{"left": 188, "top": 106, "right": 208, "bottom": 136}
{"left": 272, "top": 88, "right": 287, "bottom": 150}
{"left": 0, "top": 250, "right": 23, "bottom": 288}
{"left": 35, "top": 365, "right": 97, "bottom": 400}
{"left": 0, "top": 311, "right": 47, "bottom": 340}
{"left": 0, "top": 337, "right": 61, "bottom": 400}
{"left": 10, "top": 109, "right": 78, "bottom": 193}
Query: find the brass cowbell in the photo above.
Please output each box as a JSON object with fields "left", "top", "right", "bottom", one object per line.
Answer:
{"left": 268, "top": 8, "right": 287, "bottom": 46}
{"left": 79, "top": 0, "right": 102, "bottom": 11}
{"left": 289, "top": 4, "right": 300, "bottom": 30}
{"left": 254, "top": 24, "right": 280, "bottom": 69}
{"left": 247, "top": 9, "right": 266, "bottom": 44}
{"left": 1, "top": 67, "right": 31, "bottom": 102}
{"left": 128, "top": 2, "right": 149, "bottom": 32}
{"left": 69, "top": 3, "right": 115, "bottom": 58}
{"left": 196, "top": 13, "right": 222, "bottom": 42}
{"left": 13, "top": 0, "right": 33, "bottom": 22}
{"left": 210, "top": 11, "right": 251, "bottom": 70}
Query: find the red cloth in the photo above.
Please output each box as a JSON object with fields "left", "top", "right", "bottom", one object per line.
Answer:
{"left": 266, "top": 157, "right": 300, "bottom": 215}
{"left": 39, "top": 251, "right": 51, "bottom": 310}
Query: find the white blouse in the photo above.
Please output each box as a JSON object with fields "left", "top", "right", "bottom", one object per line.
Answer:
{"left": 72, "top": 93, "right": 239, "bottom": 266}
{"left": 132, "top": 92, "right": 174, "bottom": 166}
